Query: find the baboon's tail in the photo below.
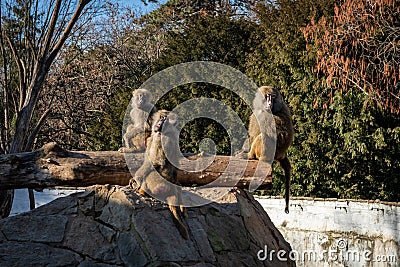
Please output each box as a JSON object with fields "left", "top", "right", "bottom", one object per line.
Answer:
{"left": 169, "top": 205, "right": 189, "bottom": 240}
{"left": 279, "top": 156, "right": 291, "bottom": 214}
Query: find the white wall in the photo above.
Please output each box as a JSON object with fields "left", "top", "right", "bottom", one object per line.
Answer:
{"left": 256, "top": 197, "right": 400, "bottom": 267}
{"left": 10, "top": 188, "right": 83, "bottom": 216}
{"left": 11, "top": 190, "right": 400, "bottom": 266}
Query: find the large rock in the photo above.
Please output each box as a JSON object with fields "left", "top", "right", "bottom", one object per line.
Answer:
{"left": 0, "top": 185, "right": 295, "bottom": 266}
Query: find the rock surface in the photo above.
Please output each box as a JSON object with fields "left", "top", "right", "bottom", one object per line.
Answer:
{"left": 0, "top": 185, "right": 295, "bottom": 266}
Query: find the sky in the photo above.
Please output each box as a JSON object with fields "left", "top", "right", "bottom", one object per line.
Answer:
{"left": 0, "top": 1, "right": 166, "bottom": 19}
{"left": 116, "top": 0, "right": 167, "bottom": 16}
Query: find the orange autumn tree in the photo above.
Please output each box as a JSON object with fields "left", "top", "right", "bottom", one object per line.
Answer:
{"left": 303, "top": 0, "right": 399, "bottom": 114}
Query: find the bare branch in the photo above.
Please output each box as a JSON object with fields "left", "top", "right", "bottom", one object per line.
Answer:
{"left": 41, "top": 0, "right": 63, "bottom": 58}
{"left": 36, "top": 0, "right": 55, "bottom": 49}
{"left": 47, "top": 0, "right": 92, "bottom": 65}
{"left": 25, "top": 108, "right": 52, "bottom": 151}
{"left": 4, "top": 34, "right": 26, "bottom": 110}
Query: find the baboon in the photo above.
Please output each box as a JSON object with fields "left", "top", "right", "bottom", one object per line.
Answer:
{"left": 119, "top": 88, "right": 157, "bottom": 153}
{"left": 248, "top": 86, "right": 294, "bottom": 214}
{"left": 132, "top": 110, "right": 189, "bottom": 240}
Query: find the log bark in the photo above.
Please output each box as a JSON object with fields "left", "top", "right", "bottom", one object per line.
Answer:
{"left": 0, "top": 142, "right": 272, "bottom": 190}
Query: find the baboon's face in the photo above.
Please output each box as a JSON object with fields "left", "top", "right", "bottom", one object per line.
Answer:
{"left": 152, "top": 110, "right": 177, "bottom": 133}
{"left": 153, "top": 114, "right": 167, "bottom": 132}
{"left": 133, "top": 89, "right": 150, "bottom": 108}
{"left": 259, "top": 86, "right": 282, "bottom": 113}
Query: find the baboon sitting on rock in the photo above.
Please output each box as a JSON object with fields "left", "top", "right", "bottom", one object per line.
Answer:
{"left": 131, "top": 110, "right": 189, "bottom": 240}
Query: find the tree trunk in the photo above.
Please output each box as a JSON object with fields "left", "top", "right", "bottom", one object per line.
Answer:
{"left": 0, "top": 191, "right": 13, "bottom": 218}
{"left": 0, "top": 143, "right": 272, "bottom": 190}
{"left": 0, "top": 0, "right": 92, "bottom": 218}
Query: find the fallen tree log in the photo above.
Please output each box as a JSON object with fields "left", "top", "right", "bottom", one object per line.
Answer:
{"left": 0, "top": 142, "right": 272, "bottom": 190}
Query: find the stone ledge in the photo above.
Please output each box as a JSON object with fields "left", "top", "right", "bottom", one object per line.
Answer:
{"left": 0, "top": 185, "right": 295, "bottom": 266}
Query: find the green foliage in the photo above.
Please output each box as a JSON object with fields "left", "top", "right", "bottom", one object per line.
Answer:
{"left": 247, "top": 0, "right": 338, "bottom": 198}
{"left": 97, "top": 0, "right": 400, "bottom": 201}
{"left": 156, "top": 14, "right": 256, "bottom": 72}
{"left": 87, "top": 90, "right": 131, "bottom": 151}
{"left": 152, "top": 13, "right": 257, "bottom": 154}
{"left": 28, "top": 0, "right": 399, "bottom": 202}
{"left": 154, "top": 83, "right": 251, "bottom": 155}
{"left": 248, "top": 0, "right": 400, "bottom": 201}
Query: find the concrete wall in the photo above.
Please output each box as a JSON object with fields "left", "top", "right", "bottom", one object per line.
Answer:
{"left": 12, "top": 190, "right": 400, "bottom": 266}
{"left": 255, "top": 197, "right": 400, "bottom": 267}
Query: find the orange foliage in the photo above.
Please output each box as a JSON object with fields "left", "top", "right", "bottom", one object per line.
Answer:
{"left": 301, "top": 0, "right": 399, "bottom": 114}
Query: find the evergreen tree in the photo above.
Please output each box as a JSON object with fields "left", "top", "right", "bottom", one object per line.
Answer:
{"left": 153, "top": 10, "right": 258, "bottom": 154}
{"left": 248, "top": 0, "right": 400, "bottom": 201}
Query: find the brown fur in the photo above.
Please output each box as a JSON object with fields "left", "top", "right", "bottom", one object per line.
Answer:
{"left": 119, "top": 89, "right": 157, "bottom": 153}
{"left": 132, "top": 110, "right": 189, "bottom": 240}
{"left": 248, "top": 86, "right": 294, "bottom": 213}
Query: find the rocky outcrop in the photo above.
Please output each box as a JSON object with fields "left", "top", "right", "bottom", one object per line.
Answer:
{"left": 0, "top": 185, "right": 294, "bottom": 266}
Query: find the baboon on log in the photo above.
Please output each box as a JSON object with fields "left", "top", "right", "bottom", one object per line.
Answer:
{"left": 119, "top": 89, "right": 157, "bottom": 153}
{"left": 248, "top": 86, "right": 294, "bottom": 214}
